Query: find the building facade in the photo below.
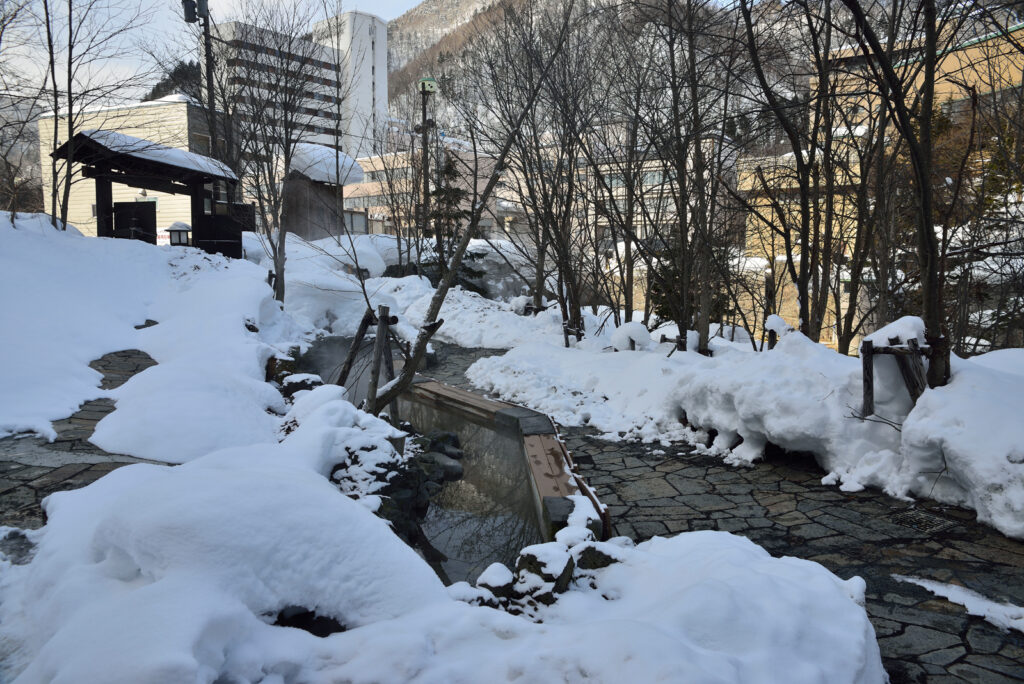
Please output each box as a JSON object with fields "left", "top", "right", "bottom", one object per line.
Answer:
{"left": 212, "top": 10, "right": 387, "bottom": 159}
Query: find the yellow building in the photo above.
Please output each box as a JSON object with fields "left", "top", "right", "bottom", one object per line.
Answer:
{"left": 736, "top": 22, "right": 1024, "bottom": 350}
{"left": 38, "top": 94, "right": 213, "bottom": 237}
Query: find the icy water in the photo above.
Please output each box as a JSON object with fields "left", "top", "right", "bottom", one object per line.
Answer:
{"left": 294, "top": 336, "right": 375, "bottom": 407}
{"left": 415, "top": 411, "right": 543, "bottom": 584}
{"left": 296, "top": 336, "right": 543, "bottom": 584}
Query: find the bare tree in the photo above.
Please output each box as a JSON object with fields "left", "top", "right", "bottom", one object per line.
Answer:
{"left": 220, "top": 0, "right": 332, "bottom": 301}
{"left": 35, "top": 0, "right": 153, "bottom": 228}
{"left": 371, "top": 0, "right": 577, "bottom": 412}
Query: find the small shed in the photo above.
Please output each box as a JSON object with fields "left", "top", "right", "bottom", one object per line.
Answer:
{"left": 52, "top": 130, "right": 245, "bottom": 257}
{"left": 284, "top": 142, "right": 368, "bottom": 240}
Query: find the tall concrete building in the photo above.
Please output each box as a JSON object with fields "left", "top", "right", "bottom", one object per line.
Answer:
{"left": 211, "top": 10, "right": 387, "bottom": 158}
{"left": 313, "top": 11, "right": 388, "bottom": 155}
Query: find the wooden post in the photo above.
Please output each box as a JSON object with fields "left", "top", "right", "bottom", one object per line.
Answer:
{"left": 383, "top": 330, "right": 399, "bottom": 421}
{"left": 365, "top": 305, "right": 389, "bottom": 414}
{"left": 765, "top": 274, "right": 777, "bottom": 350}
{"left": 189, "top": 180, "right": 206, "bottom": 232}
{"left": 95, "top": 177, "right": 113, "bottom": 238}
{"left": 861, "top": 339, "right": 874, "bottom": 417}
{"left": 336, "top": 308, "right": 373, "bottom": 386}
{"left": 904, "top": 337, "right": 928, "bottom": 403}
{"left": 629, "top": 338, "right": 636, "bottom": 351}
{"left": 888, "top": 336, "right": 927, "bottom": 404}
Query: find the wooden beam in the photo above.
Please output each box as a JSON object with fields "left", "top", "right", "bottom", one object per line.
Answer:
{"left": 83, "top": 167, "right": 190, "bottom": 195}
{"left": 889, "top": 336, "right": 927, "bottom": 404}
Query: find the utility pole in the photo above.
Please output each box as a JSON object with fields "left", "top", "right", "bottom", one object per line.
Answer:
{"left": 182, "top": 0, "right": 216, "bottom": 162}
{"left": 199, "top": 0, "right": 217, "bottom": 163}
{"left": 416, "top": 78, "right": 438, "bottom": 273}
{"left": 183, "top": 0, "right": 219, "bottom": 207}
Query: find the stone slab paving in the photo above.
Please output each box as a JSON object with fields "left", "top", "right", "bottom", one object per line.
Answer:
{"left": 427, "top": 342, "right": 1024, "bottom": 684}
{"left": 0, "top": 349, "right": 162, "bottom": 531}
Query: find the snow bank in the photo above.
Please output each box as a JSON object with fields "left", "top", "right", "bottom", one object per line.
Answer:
{"left": 0, "top": 390, "right": 447, "bottom": 683}
{"left": 898, "top": 354, "right": 1024, "bottom": 537}
{"left": 468, "top": 342, "right": 694, "bottom": 442}
{"left": 468, "top": 317, "right": 1024, "bottom": 538}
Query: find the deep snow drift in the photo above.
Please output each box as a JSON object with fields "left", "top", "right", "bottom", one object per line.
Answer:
{"left": 0, "top": 213, "right": 303, "bottom": 462}
{"left": 0, "top": 387, "right": 885, "bottom": 683}
{"left": 0, "top": 218, "right": 885, "bottom": 683}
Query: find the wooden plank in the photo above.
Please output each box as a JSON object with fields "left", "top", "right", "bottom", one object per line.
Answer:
{"left": 861, "top": 339, "right": 874, "bottom": 417}
{"left": 905, "top": 338, "right": 928, "bottom": 401}
{"left": 872, "top": 345, "right": 932, "bottom": 357}
{"left": 889, "top": 336, "right": 926, "bottom": 404}
{"left": 523, "top": 434, "right": 577, "bottom": 499}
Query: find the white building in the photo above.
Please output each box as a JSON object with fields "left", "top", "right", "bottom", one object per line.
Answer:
{"left": 211, "top": 10, "right": 387, "bottom": 158}
{"left": 312, "top": 11, "right": 387, "bottom": 156}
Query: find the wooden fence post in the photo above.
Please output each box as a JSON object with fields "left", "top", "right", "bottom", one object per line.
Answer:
{"left": 383, "top": 329, "right": 400, "bottom": 421}
{"left": 861, "top": 339, "right": 874, "bottom": 417}
{"left": 365, "top": 305, "right": 389, "bottom": 414}
{"left": 765, "top": 274, "right": 777, "bottom": 350}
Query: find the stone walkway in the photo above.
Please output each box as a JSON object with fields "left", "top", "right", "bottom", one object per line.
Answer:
{"left": 426, "top": 342, "right": 1024, "bottom": 684}
{"left": 0, "top": 349, "right": 160, "bottom": 531}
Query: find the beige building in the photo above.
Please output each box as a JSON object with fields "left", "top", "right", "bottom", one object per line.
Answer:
{"left": 38, "top": 94, "right": 213, "bottom": 237}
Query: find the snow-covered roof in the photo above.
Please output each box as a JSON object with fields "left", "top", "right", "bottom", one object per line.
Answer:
{"left": 291, "top": 143, "right": 363, "bottom": 185}
{"left": 79, "top": 129, "right": 237, "bottom": 181}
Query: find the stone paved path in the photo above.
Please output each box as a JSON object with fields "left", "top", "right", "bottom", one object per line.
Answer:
{"left": 0, "top": 349, "right": 161, "bottom": 531}
{"left": 426, "top": 342, "right": 1024, "bottom": 684}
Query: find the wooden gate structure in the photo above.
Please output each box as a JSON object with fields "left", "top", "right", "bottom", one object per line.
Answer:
{"left": 52, "top": 130, "right": 246, "bottom": 257}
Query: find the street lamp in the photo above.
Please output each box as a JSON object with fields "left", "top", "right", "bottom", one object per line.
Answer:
{"left": 167, "top": 224, "right": 191, "bottom": 246}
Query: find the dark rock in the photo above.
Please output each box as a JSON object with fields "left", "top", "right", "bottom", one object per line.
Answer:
{"left": 133, "top": 319, "right": 158, "bottom": 330}
{"left": 478, "top": 568, "right": 515, "bottom": 600}
{"left": 280, "top": 374, "right": 323, "bottom": 398}
{"left": 274, "top": 606, "right": 345, "bottom": 637}
{"left": 575, "top": 544, "right": 620, "bottom": 571}
{"left": 440, "top": 444, "right": 463, "bottom": 460}
{"left": 420, "top": 452, "right": 463, "bottom": 481}
{"left": 427, "top": 431, "right": 461, "bottom": 452}
{"left": 382, "top": 263, "right": 422, "bottom": 279}
{"left": 516, "top": 546, "right": 575, "bottom": 594}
